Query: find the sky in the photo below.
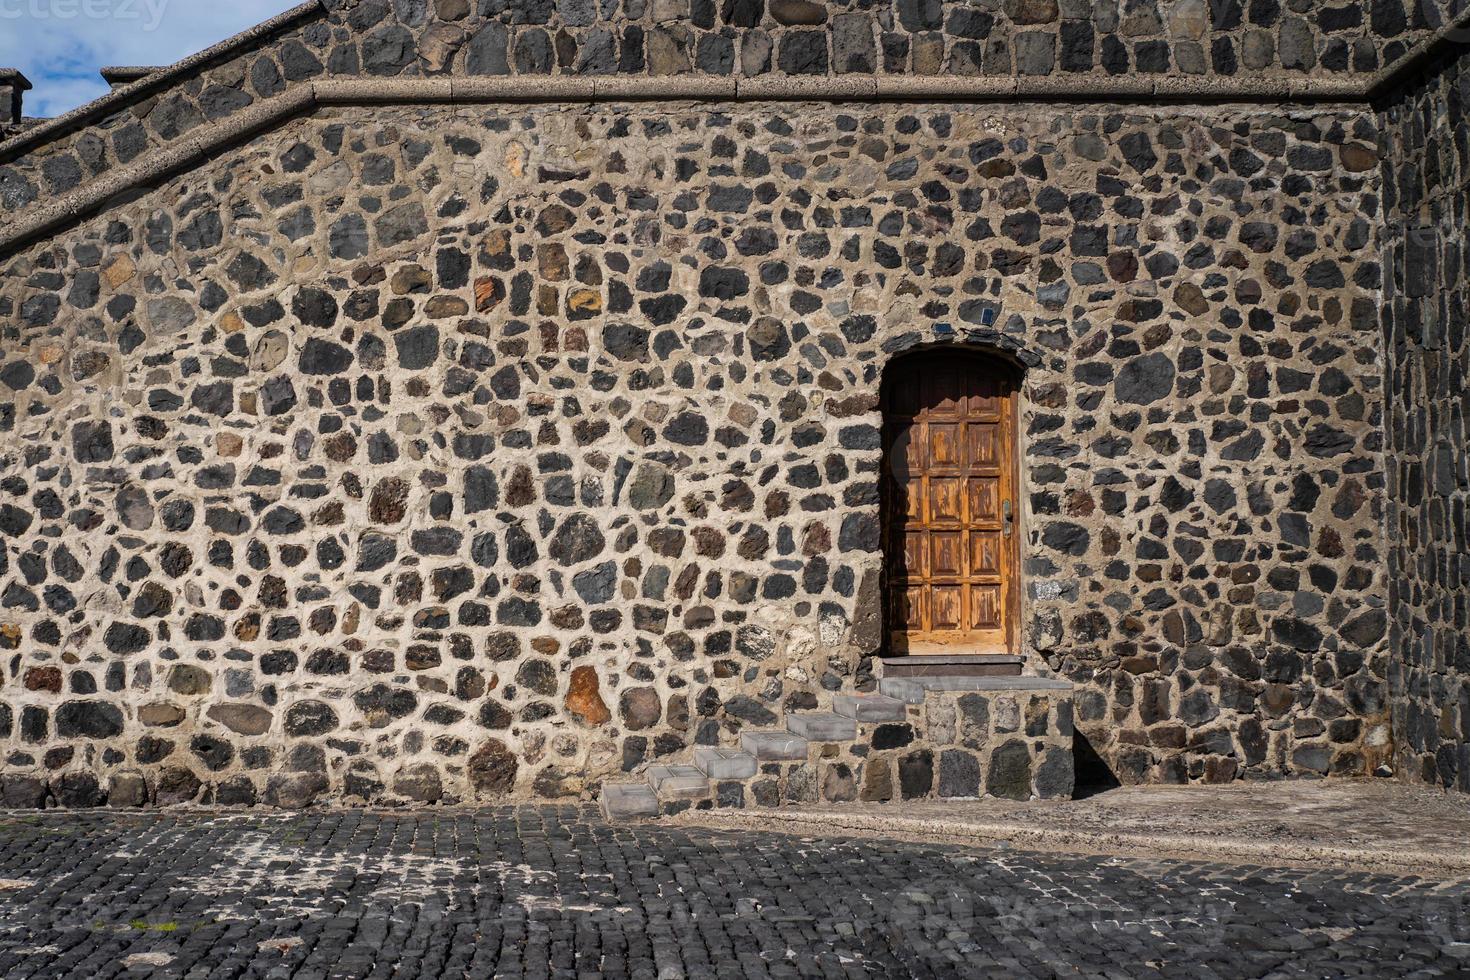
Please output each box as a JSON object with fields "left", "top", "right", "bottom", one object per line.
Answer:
{"left": 0, "top": 0, "right": 294, "bottom": 118}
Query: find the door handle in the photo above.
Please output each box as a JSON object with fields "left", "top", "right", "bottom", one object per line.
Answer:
{"left": 1002, "top": 499, "right": 1013, "bottom": 538}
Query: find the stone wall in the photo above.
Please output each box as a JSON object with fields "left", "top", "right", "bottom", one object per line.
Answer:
{"left": 0, "top": 0, "right": 1448, "bottom": 248}
{"left": 1381, "top": 41, "right": 1470, "bottom": 793}
{"left": 0, "top": 98, "right": 1388, "bottom": 807}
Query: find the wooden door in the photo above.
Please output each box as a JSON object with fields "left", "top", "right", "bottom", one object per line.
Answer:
{"left": 883, "top": 352, "right": 1019, "bottom": 655}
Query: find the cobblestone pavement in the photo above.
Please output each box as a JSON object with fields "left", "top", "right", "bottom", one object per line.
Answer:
{"left": 0, "top": 807, "right": 1466, "bottom": 979}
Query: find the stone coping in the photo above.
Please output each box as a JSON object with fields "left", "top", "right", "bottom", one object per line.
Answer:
{"left": 0, "top": 0, "right": 322, "bottom": 164}
{"left": 1367, "top": 5, "right": 1470, "bottom": 104}
{"left": 880, "top": 676, "right": 1074, "bottom": 695}
{"left": 99, "top": 67, "right": 162, "bottom": 87}
{"left": 0, "top": 69, "right": 32, "bottom": 91}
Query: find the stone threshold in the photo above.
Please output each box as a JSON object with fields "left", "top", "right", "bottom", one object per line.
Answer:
{"left": 879, "top": 654, "right": 1024, "bottom": 678}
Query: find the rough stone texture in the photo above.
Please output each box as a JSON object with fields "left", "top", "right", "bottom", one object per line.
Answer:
{"left": 0, "top": 0, "right": 1453, "bottom": 255}
{"left": 0, "top": 98, "right": 1393, "bottom": 803}
{"left": 2, "top": 808, "right": 1468, "bottom": 978}
{"left": 1381, "top": 42, "right": 1470, "bottom": 794}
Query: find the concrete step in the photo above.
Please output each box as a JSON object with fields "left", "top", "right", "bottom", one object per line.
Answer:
{"left": 785, "top": 712, "right": 857, "bottom": 742}
{"left": 880, "top": 654, "right": 1024, "bottom": 678}
{"left": 833, "top": 693, "right": 908, "bottom": 722}
{"left": 880, "top": 674, "right": 1074, "bottom": 705}
{"left": 600, "top": 782, "right": 659, "bottom": 820}
{"left": 740, "top": 729, "right": 809, "bottom": 761}
{"left": 693, "top": 745, "right": 758, "bottom": 780}
{"left": 646, "top": 764, "right": 710, "bottom": 800}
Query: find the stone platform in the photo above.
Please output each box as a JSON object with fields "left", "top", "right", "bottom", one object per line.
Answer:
{"left": 675, "top": 779, "right": 1470, "bottom": 879}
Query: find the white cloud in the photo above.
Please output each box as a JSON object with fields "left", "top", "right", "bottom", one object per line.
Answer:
{"left": 0, "top": 0, "right": 296, "bottom": 117}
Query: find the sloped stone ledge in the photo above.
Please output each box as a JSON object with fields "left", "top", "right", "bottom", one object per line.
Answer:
{"left": 0, "top": 0, "right": 323, "bottom": 165}
{"left": 1366, "top": 4, "right": 1470, "bottom": 103}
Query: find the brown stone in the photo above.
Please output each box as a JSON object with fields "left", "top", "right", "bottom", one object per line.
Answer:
{"left": 1107, "top": 252, "right": 1139, "bottom": 282}
{"left": 103, "top": 255, "right": 135, "bottom": 288}
{"left": 23, "top": 666, "right": 61, "bottom": 693}
{"left": 769, "top": 0, "right": 827, "bottom": 25}
{"left": 139, "top": 703, "right": 186, "bottom": 727}
{"left": 538, "top": 244, "right": 568, "bottom": 281}
{"left": 419, "top": 23, "right": 466, "bottom": 73}
{"left": 1009, "top": 0, "right": 1058, "bottom": 25}
{"left": 468, "top": 739, "right": 518, "bottom": 796}
{"left": 1340, "top": 144, "right": 1376, "bottom": 173}
{"left": 426, "top": 295, "right": 470, "bottom": 319}
{"left": 1174, "top": 282, "right": 1209, "bottom": 316}
{"left": 324, "top": 432, "right": 357, "bottom": 462}
{"left": 391, "top": 265, "right": 431, "bottom": 295}
{"left": 647, "top": 25, "right": 691, "bottom": 74}
{"left": 206, "top": 703, "right": 273, "bottom": 736}
{"left": 537, "top": 204, "right": 576, "bottom": 235}
{"left": 566, "top": 666, "right": 612, "bottom": 726}
{"left": 393, "top": 763, "right": 443, "bottom": 802}
{"left": 822, "top": 763, "right": 857, "bottom": 802}
{"left": 619, "top": 687, "right": 662, "bottom": 730}
{"left": 474, "top": 276, "right": 505, "bottom": 313}
{"left": 369, "top": 478, "right": 409, "bottom": 524}
{"left": 167, "top": 664, "right": 212, "bottom": 696}
{"left": 155, "top": 767, "right": 202, "bottom": 806}
{"left": 860, "top": 756, "right": 893, "bottom": 801}
{"left": 567, "top": 288, "right": 602, "bottom": 316}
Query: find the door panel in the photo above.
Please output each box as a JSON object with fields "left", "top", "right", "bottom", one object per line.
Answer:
{"left": 929, "top": 423, "right": 962, "bottom": 466}
{"left": 930, "top": 478, "right": 963, "bottom": 522}
{"left": 968, "top": 478, "right": 1000, "bottom": 523}
{"left": 971, "top": 532, "right": 1003, "bottom": 576}
{"left": 970, "top": 584, "right": 1004, "bottom": 631}
{"left": 883, "top": 352, "right": 1019, "bottom": 655}
{"left": 931, "top": 532, "right": 963, "bottom": 576}
{"left": 969, "top": 425, "right": 999, "bottom": 465}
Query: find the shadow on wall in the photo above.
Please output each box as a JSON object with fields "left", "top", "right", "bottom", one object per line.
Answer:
{"left": 1073, "top": 732, "right": 1122, "bottom": 799}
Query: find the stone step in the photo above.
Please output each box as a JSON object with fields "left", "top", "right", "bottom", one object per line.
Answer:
{"left": 880, "top": 674, "right": 1074, "bottom": 704}
{"left": 833, "top": 694, "right": 908, "bottom": 722}
{"left": 600, "top": 782, "right": 659, "bottom": 820}
{"left": 646, "top": 764, "right": 710, "bottom": 800}
{"left": 693, "top": 745, "right": 758, "bottom": 780}
{"left": 784, "top": 712, "right": 857, "bottom": 742}
{"left": 740, "top": 729, "right": 809, "bottom": 761}
{"left": 880, "top": 654, "right": 1025, "bottom": 678}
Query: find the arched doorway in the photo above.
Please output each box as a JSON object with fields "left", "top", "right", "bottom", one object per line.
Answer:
{"left": 882, "top": 349, "right": 1021, "bottom": 657}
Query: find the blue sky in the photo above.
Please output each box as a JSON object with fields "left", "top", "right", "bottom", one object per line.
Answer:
{"left": 0, "top": 0, "right": 294, "bottom": 118}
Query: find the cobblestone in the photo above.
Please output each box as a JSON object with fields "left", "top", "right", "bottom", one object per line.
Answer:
{"left": 0, "top": 807, "right": 1465, "bottom": 978}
